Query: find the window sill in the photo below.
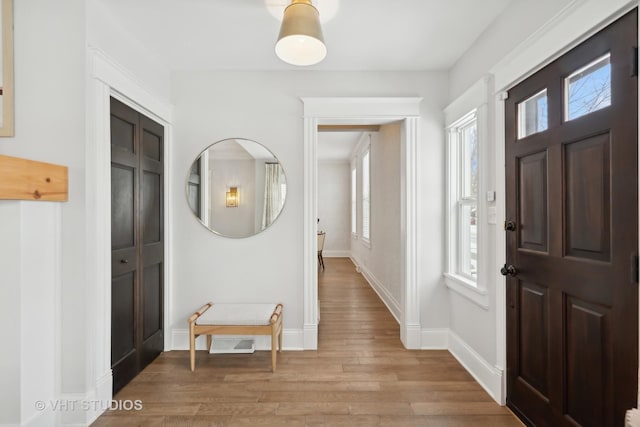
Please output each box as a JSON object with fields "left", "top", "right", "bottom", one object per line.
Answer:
{"left": 444, "top": 273, "right": 489, "bottom": 310}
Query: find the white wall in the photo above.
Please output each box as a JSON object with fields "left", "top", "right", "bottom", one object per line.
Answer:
{"left": 443, "top": 0, "right": 573, "bottom": 400}
{"left": 317, "top": 160, "right": 351, "bottom": 256}
{"left": 351, "top": 125, "right": 403, "bottom": 319}
{"left": 445, "top": 0, "right": 574, "bottom": 371}
{"left": 170, "top": 71, "right": 449, "bottom": 348}
{"left": 86, "top": 0, "right": 171, "bottom": 101}
{"left": 0, "top": 1, "right": 87, "bottom": 425}
{"left": 449, "top": 0, "right": 572, "bottom": 100}
{"left": 0, "top": 1, "right": 175, "bottom": 425}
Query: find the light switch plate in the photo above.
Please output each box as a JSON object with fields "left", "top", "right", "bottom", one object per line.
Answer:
{"left": 486, "top": 191, "right": 496, "bottom": 202}
{"left": 487, "top": 207, "right": 497, "bottom": 224}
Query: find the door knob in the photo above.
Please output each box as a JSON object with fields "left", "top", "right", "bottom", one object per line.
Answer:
{"left": 505, "top": 221, "right": 516, "bottom": 231}
{"left": 500, "top": 264, "right": 517, "bottom": 276}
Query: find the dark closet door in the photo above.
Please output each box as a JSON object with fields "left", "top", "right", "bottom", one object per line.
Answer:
{"left": 504, "top": 10, "right": 637, "bottom": 427}
{"left": 111, "top": 97, "right": 164, "bottom": 393}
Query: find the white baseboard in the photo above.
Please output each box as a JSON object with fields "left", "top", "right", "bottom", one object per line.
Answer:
{"left": 87, "top": 371, "right": 113, "bottom": 425}
{"left": 56, "top": 393, "right": 92, "bottom": 426}
{"left": 323, "top": 250, "right": 350, "bottom": 258}
{"left": 55, "top": 375, "right": 128, "bottom": 427}
{"left": 401, "top": 324, "right": 422, "bottom": 349}
{"left": 171, "top": 328, "right": 304, "bottom": 351}
{"left": 350, "top": 255, "right": 401, "bottom": 322}
{"left": 303, "top": 323, "right": 318, "bottom": 350}
{"left": 21, "top": 408, "right": 55, "bottom": 427}
{"left": 448, "top": 330, "right": 504, "bottom": 404}
{"left": 420, "top": 328, "right": 449, "bottom": 349}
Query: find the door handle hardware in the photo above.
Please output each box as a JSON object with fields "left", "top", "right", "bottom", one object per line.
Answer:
{"left": 120, "top": 259, "right": 129, "bottom": 264}
{"left": 504, "top": 221, "right": 516, "bottom": 231}
{"left": 500, "top": 264, "right": 517, "bottom": 277}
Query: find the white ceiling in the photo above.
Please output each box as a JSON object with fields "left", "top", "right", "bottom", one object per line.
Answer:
{"left": 98, "top": 0, "right": 514, "bottom": 160}
{"left": 317, "top": 131, "right": 363, "bottom": 161}
{"left": 96, "top": 0, "right": 513, "bottom": 71}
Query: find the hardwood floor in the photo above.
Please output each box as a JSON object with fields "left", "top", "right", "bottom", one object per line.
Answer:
{"left": 93, "top": 257, "right": 522, "bottom": 426}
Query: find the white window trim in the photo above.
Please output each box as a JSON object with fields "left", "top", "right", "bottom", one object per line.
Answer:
{"left": 455, "top": 112, "right": 478, "bottom": 282}
{"left": 444, "top": 273, "right": 489, "bottom": 309}
{"left": 360, "top": 138, "right": 371, "bottom": 247}
{"left": 444, "top": 76, "right": 492, "bottom": 309}
{"left": 351, "top": 162, "right": 358, "bottom": 239}
{"left": 446, "top": 111, "right": 478, "bottom": 282}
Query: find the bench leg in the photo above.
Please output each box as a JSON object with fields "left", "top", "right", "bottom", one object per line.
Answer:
{"left": 271, "top": 328, "right": 277, "bottom": 372}
{"left": 278, "top": 325, "right": 283, "bottom": 352}
{"left": 190, "top": 331, "right": 196, "bottom": 372}
{"left": 206, "top": 335, "right": 212, "bottom": 352}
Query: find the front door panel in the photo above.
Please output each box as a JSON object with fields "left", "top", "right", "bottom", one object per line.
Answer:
{"left": 505, "top": 10, "right": 638, "bottom": 427}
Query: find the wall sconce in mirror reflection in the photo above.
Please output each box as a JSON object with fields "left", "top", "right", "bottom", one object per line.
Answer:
{"left": 226, "top": 186, "right": 239, "bottom": 207}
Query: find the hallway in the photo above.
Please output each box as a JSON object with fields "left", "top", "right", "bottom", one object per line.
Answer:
{"left": 94, "top": 257, "right": 521, "bottom": 426}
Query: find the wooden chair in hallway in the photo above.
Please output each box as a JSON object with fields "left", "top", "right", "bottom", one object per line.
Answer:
{"left": 317, "top": 231, "right": 326, "bottom": 270}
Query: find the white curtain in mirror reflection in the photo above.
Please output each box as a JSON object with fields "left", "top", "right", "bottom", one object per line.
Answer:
{"left": 262, "top": 163, "right": 286, "bottom": 230}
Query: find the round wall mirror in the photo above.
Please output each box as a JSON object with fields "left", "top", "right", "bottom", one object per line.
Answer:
{"left": 186, "top": 138, "right": 287, "bottom": 238}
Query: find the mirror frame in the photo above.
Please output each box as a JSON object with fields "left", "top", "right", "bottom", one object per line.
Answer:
{"left": 186, "top": 138, "right": 287, "bottom": 238}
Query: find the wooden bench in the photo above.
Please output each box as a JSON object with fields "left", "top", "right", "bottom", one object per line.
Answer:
{"left": 188, "top": 302, "right": 283, "bottom": 372}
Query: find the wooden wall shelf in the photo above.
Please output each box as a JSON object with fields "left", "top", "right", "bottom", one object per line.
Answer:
{"left": 0, "top": 154, "right": 68, "bottom": 201}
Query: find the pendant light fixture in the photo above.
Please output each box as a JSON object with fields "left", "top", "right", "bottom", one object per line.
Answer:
{"left": 275, "top": 0, "right": 326, "bottom": 66}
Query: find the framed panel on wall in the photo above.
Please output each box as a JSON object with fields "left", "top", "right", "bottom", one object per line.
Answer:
{"left": 0, "top": 0, "right": 13, "bottom": 137}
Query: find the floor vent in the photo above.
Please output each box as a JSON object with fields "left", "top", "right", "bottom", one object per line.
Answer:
{"left": 209, "top": 338, "right": 256, "bottom": 354}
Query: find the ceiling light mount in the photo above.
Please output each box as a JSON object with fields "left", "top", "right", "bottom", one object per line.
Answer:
{"left": 275, "top": 0, "right": 327, "bottom": 66}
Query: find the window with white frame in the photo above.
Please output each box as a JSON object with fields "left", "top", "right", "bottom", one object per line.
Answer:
{"left": 351, "top": 165, "right": 357, "bottom": 235}
{"left": 448, "top": 111, "right": 478, "bottom": 281}
{"left": 361, "top": 147, "right": 371, "bottom": 242}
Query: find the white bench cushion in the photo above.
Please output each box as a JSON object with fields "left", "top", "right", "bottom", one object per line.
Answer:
{"left": 196, "top": 303, "right": 278, "bottom": 326}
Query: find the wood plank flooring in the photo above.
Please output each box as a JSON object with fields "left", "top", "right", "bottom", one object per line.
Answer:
{"left": 93, "top": 257, "right": 522, "bottom": 426}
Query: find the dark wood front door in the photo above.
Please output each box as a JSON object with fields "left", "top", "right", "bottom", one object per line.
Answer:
{"left": 111, "top": 97, "right": 164, "bottom": 393}
{"left": 505, "top": 10, "right": 638, "bottom": 427}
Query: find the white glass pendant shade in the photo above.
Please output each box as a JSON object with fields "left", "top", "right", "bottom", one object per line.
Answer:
{"left": 275, "top": 0, "right": 326, "bottom": 66}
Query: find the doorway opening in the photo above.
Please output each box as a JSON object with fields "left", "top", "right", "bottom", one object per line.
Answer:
{"left": 302, "top": 97, "right": 423, "bottom": 350}
{"left": 316, "top": 124, "right": 403, "bottom": 331}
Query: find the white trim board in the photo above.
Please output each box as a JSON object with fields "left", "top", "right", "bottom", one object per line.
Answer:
{"left": 421, "top": 329, "right": 449, "bottom": 350}
{"left": 448, "top": 331, "right": 504, "bottom": 404}
{"left": 302, "top": 97, "right": 423, "bottom": 350}
{"left": 350, "top": 254, "right": 401, "bottom": 323}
